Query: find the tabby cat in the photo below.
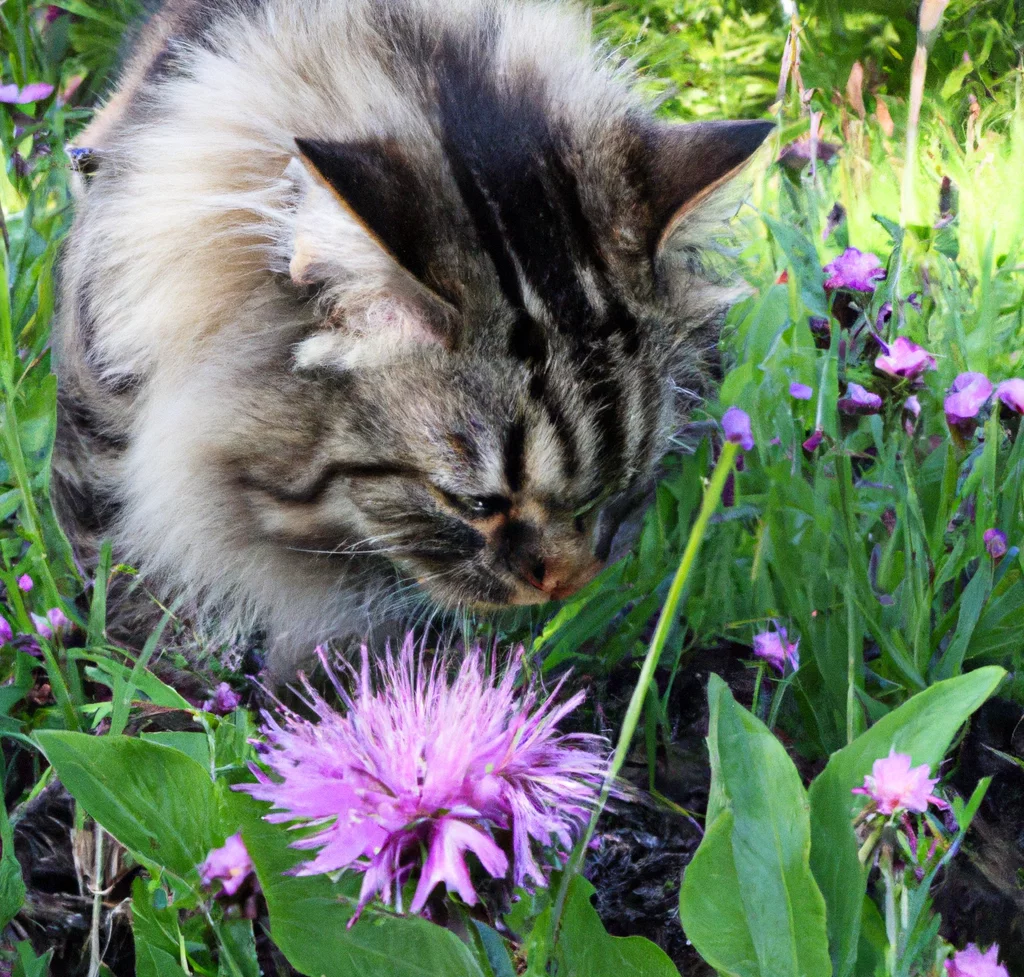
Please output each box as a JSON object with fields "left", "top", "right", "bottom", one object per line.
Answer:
{"left": 52, "top": 0, "right": 771, "bottom": 672}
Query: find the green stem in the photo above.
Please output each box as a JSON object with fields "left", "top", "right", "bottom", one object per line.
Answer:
{"left": 547, "top": 441, "right": 740, "bottom": 948}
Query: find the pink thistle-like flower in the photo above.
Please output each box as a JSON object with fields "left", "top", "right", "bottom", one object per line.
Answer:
{"left": 0, "top": 616, "right": 12, "bottom": 645}
{"left": 722, "top": 407, "right": 754, "bottom": 451}
{"left": 839, "top": 382, "right": 883, "bottom": 415}
{"left": 199, "top": 833, "right": 254, "bottom": 896}
{"left": 17, "top": 575, "right": 32, "bottom": 592}
{"left": 852, "top": 749, "right": 947, "bottom": 816}
{"left": 995, "top": 379, "right": 1024, "bottom": 414}
{"left": 823, "top": 248, "right": 886, "bottom": 293}
{"left": 945, "top": 944, "right": 1009, "bottom": 977}
{"left": 789, "top": 382, "right": 813, "bottom": 401}
{"left": 237, "top": 639, "right": 607, "bottom": 920}
{"left": 984, "top": 529, "right": 1008, "bottom": 560}
{"left": 752, "top": 627, "right": 799, "bottom": 674}
{"left": 0, "top": 82, "right": 55, "bottom": 105}
{"left": 203, "top": 682, "right": 242, "bottom": 715}
{"left": 945, "top": 372, "right": 992, "bottom": 431}
{"left": 874, "top": 337, "right": 936, "bottom": 380}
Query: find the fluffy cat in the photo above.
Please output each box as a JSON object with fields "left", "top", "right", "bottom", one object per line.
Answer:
{"left": 52, "top": 0, "right": 771, "bottom": 672}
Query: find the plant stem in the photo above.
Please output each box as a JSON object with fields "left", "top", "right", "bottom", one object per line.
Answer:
{"left": 547, "top": 441, "right": 740, "bottom": 946}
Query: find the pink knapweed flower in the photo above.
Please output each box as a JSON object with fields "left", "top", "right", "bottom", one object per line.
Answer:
{"left": 0, "top": 616, "right": 12, "bottom": 645}
{"left": 203, "top": 682, "right": 242, "bottom": 715}
{"left": 789, "top": 382, "right": 813, "bottom": 401}
{"left": 839, "top": 382, "right": 882, "bottom": 415}
{"left": 199, "top": 833, "right": 254, "bottom": 896}
{"left": 722, "top": 407, "right": 754, "bottom": 450}
{"left": 874, "top": 337, "right": 936, "bottom": 380}
{"left": 852, "top": 749, "right": 946, "bottom": 816}
{"left": 0, "top": 82, "right": 54, "bottom": 104}
{"left": 945, "top": 373, "right": 992, "bottom": 429}
{"left": 945, "top": 944, "right": 1009, "bottom": 977}
{"left": 995, "top": 379, "right": 1024, "bottom": 414}
{"left": 752, "top": 627, "right": 799, "bottom": 674}
{"left": 238, "top": 640, "right": 607, "bottom": 920}
{"left": 984, "top": 529, "right": 1008, "bottom": 560}
{"left": 823, "top": 248, "right": 886, "bottom": 292}
{"left": 16, "top": 575, "right": 32, "bottom": 592}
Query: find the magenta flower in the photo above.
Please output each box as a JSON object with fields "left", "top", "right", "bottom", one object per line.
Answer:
{"left": 16, "top": 575, "right": 32, "bottom": 593}
{"left": 752, "top": 627, "right": 799, "bottom": 674}
{"left": 945, "top": 373, "right": 992, "bottom": 429}
{"left": 823, "top": 248, "right": 886, "bottom": 293}
{"left": 0, "top": 82, "right": 55, "bottom": 104}
{"left": 984, "top": 529, "right": 1008, "bottom": 560}
{"left": 945, "top": 944, "right": 1009, "bottom": 977}
{"left": 789, "top": 382, "right": 813, "bottom": 401}
{"left": 802, "top": 428, "right": 825, "bottom": 452}
{"left": 777, "top": 136, "right": 840, "bottom": 172}
{"left": 31, "top": 608, "right": 69, "bottom": 640}
{"left": 0, "top": 616, "right": 12, "bottom": 645}
{"left": 874, "top": 337, "right": 936, "bottom": 380}
{"left": 839, "top": 382, "right": 882, "bottom": 415}
{"left": 722, "top": 407, "right": 754, "bottom": 451}
{"left": 203, "top": 682, "right": 242, "bottom": 715}
{"left": 238, "top": 639, "right": 607, "bottom": 919}
{"left": 852, "top": 749, "right": 946, "bottom": 816}
{"left": 199, "top": 833, "right": 254, "bottom": 896}
{"left": 995, "top": 379, "right": 1024, "bottom": 414}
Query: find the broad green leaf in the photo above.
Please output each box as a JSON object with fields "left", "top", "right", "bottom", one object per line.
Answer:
{"left": 132, "top": 878, "right": 187, "bottom": 977}
{"left": 35, "top": 732, "right": 219, "bottom": 880}
{"left": 226, "top": 789, "right": 486, "bottom": 977}
{"left": 808, "top": 667, "right": 1004, "bottom": 977}
{"left": 679, "top": 812, "right": 759, "bottom": 977}
{"left": 0, "top": 855, "right": 26, "bottom": 931}
{"left": 13, "top": 941, "right": 52, "bottom": 977}
{"left": 682, "top": 676, "right": 830, "bottom": 977}
{"left": 555, "top": 876, "right": 679, "bottom": 977}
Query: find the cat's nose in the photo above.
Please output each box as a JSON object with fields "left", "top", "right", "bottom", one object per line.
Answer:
{"left": 516, "top": 554, "right": 601, "bottom": 600}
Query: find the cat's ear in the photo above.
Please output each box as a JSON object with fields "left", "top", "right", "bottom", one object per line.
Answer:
{"left": 291, "top": 136, "right": 451, "bottom": 301}
{"left": 643, "top": 119, "right": 773, "bottom": 255}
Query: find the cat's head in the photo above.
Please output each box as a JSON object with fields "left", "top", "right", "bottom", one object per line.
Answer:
{"left": 251, "top": 62, "right": 771, "bottom": 615}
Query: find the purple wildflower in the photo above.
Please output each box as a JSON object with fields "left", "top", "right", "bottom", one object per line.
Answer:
{"left": 995, "top": 379, "right": 1024, "bottom": 414}
{"left": 945, "top": 373, "right": 992, "bottom": 430}
{"left": 237, "top": 639, "right": 607, "bottom": 920}
{"left": 199, "top": 833, "right": 254, "bottom": 896}
{"left": 808, "top": 316, "right": 831, "bottom": 341}
{"left": 0, "top": 82, "right": 55, "bottom": 105}
{"left": 777, "top": 136, "right": 840, "bottom": 171}
{"left": 852, "top": 749, "right": 946, "bottom": 816}
{"left": 904, "top": 395, "right": 921, "bottom": 435}
{"left": 0, "top": 616, "right": 12, "bottom": 645}
{"left": 752, "top": 628, "right": 799, "bottom": 674}
{"left": 722, "top": 407, "right": 754, "bottom": 451}
{"left": 823, "top": 247, "right": 886, "bottom": 293}
{"left": 802, "top": 429, "right": 825, "bottom": 452}
{"left": 907, "top": 292, "right": 922, "bottom": 312}
{"left": 839, "top": 382, "right": 882, "bottom": 415}
{"left": 203, "top": 682, "right": 242, "bottom": 715}
{"left": 984, "top": 529, "right": 1008, "bottom": 560}
{"left": 874, "top": 337, "right": 936, "bottom": 380}
{"left": 945, "top": 944, "right": 1009, "bottom": 977}
{"left": 17, "top": 575, "right": 32, "bottom": 593}
{"left": 31, "top": 608, "right": 69, "bottom": 640}
{"left": 789, "top": 382, "right": 813, "bottom": 401}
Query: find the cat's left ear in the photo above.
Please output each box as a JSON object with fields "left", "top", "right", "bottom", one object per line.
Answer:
{"left": 643, "top": 119, "right": 774, "bottom": 256}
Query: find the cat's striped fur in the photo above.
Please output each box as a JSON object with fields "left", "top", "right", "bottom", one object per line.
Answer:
{"left": 53, "top": 0, "right": 771, "bottom": 672}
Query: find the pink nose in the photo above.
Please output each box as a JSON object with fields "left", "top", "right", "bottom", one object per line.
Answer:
{"left": 519, "top": 557, "right": 601, "bottom": 600}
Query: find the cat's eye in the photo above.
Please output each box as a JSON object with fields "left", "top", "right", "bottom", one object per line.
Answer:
{"left": 438, "top": 489, "right": 510, "bottom": 519}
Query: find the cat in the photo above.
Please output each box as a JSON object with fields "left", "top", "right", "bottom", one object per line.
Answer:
{"left": 52, "top": 0, "right": 771, "bottom": 673}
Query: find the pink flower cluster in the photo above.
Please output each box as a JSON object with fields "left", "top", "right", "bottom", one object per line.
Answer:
{"left": 852, "top": 749, "right": 946, "bottom": 816}
{"left": 238, "top": 639, "right": 607, "bottom": 920}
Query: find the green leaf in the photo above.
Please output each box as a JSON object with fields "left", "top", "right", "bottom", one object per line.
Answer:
{"left": 808, "top": 667, "right": 1004, "bottom": 977}
{"left": 555, "top": 876, "right": 679, "bottom": 977}
{"left": 0, "top": 854, "right": 27, "bottom": 931}
{"left": 132, "top": 878, "right": 188, "bottom": 977}
{"left": 680, "top": 676, "right": 830, "bottom": 977}
{"left": 35, "top": 732, "right": 219, "bottom": 880}
{"left": 13, "top": 941, "right": 52, "bottom": 977}
{"left": 226, "top": 789, "right": 487, "bottom": 977}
